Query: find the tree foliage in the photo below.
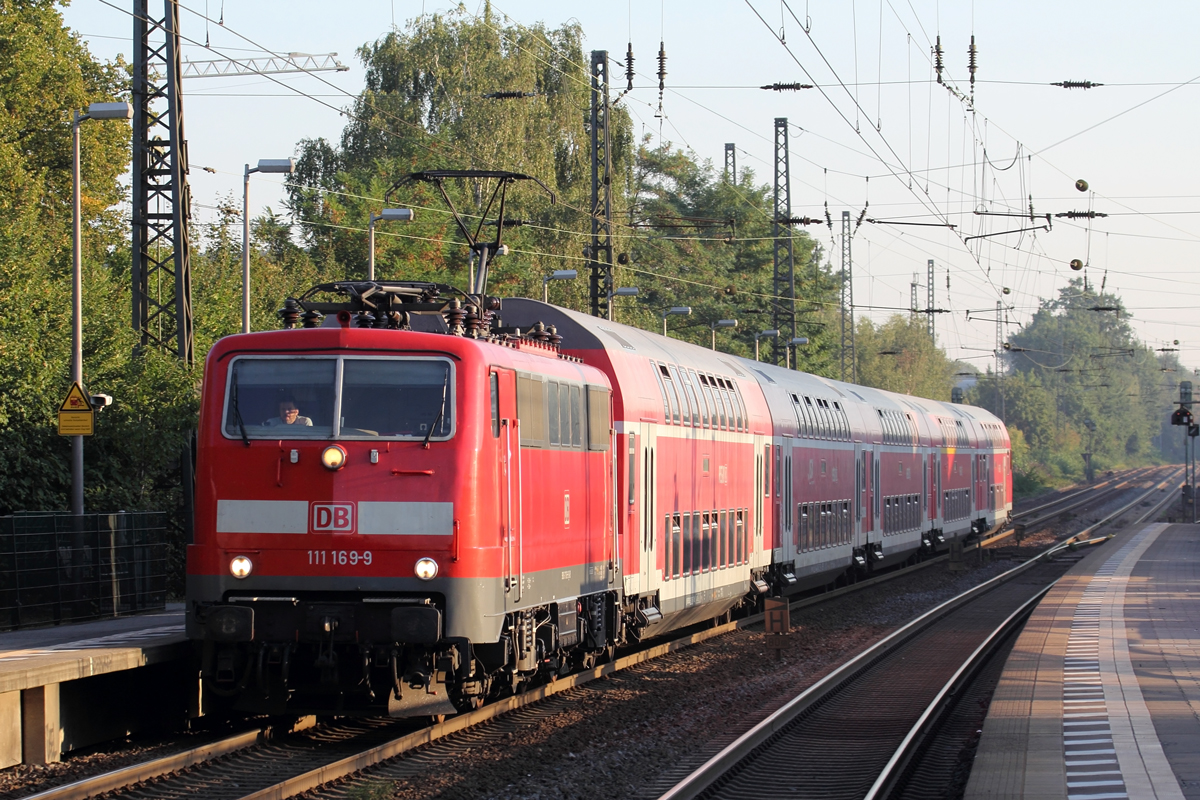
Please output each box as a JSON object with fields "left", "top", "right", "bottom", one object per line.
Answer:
{"left": 968, "top": 277, "right": 1180, "bottom": 487}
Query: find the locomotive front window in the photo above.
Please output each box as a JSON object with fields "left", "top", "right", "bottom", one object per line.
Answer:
{"left": 223, "top": 356, "right": 454, "bottom": 441}
{"left": 225, "top": 358, "right": 337, "bottom": 438}
{"left": 341, "top": 359, "right": 452, "bottom": 439}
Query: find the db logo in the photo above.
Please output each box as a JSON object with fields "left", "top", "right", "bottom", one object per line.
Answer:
{"left": 310, "top": 502, "right": 355, "bottom": 533}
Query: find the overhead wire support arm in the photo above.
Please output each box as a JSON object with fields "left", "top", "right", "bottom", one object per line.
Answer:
{"left": 180, "top": 52, "right": 348, "bottom": 78}
{"left": 866, "top": 218, "right": 957, "bottom": 228}
{"left": 964, "top": 223, "right": 1051, "bottom": 242}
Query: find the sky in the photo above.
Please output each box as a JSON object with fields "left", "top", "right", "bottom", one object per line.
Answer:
{"left": 62, "top": 1, "right": 1200, "bottom": 376}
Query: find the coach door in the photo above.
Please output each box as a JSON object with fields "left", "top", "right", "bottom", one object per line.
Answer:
{"left": 638, "top": 425, "right": 657, "bottom": 597}
{"left": 493, "top": 368, "right": 521, "bottom": 604}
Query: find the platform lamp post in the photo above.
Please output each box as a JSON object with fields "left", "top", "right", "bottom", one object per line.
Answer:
{"left": 755, "top": 329, "right": 780, "bottom": 361}
{"left": 242, "top": 158, "right": 295, "bottom": 333}
{"left": 368, "top": 207, "right": 416, "bottom": 281}
{"left": 711, "top": 319, "right": 737, "bottom": 350}
{"left": 662, "top": 306, "right": 691, "bottom": 337}
{"left": 608, "top": 286, "right": 639, "bottom": 321}
{"left": 542, "top": 269, "right": 577, "bottom": 303}
{"left": 786, "top": 337, "right": 809, "bottom": 369}
{"left": 71, "top": 101, "right": 132, "bottom": 516}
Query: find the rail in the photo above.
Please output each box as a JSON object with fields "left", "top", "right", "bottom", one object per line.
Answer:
{"left": 656, "top": 469, "right": 1175, "bottom": 800}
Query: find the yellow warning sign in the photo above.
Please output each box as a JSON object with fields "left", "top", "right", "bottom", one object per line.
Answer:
{"left": 60, "top": 382, "right": 91, "bottom": 412}
{"left": 57, "top": 382, "right": 94, "bottom": 436}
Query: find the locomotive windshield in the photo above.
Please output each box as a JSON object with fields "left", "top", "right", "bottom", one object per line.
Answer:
{"left": 223, "top": 356, "right": 454, "bottom": 441}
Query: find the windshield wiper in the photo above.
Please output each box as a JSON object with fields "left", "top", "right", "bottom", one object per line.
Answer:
{"left": 422, "top": 371, "right": 450, "bottom": 450}
{"left": 231, "top": 369, "right": 250, "bottom": 447}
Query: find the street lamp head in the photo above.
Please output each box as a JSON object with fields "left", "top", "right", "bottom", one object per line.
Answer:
{"left": 789, "top": 337, "right": 809, "bottom": 345}
{"left": 665, "top": 306, "right": 691, "bottom": 317}
{"left": 613, "top": 286, "right": 639, "bottom": 296}
{"left": 713, "top": 319, "right": 737, "bottom": 329}
{"left": 757, "top": 329, "right": 780, "bottom": 339}
{"left": 378, "top": 207, "right": 415, "bottom": 222}
{"left": 257, "top": 158, "right": 296, "bottom": 174}
{"left": 548, "top": 269, "right": 577, "bottom": 281}
{"left": 85, "top": 101, "right": 133, "bottom": 120}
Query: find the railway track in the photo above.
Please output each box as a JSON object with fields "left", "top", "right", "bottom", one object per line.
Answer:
{"left": 17, "top": 467, "right": 1175, "bottom": 800}
{"left": 656, "top": 467, "right": 1180, "bottom": 800}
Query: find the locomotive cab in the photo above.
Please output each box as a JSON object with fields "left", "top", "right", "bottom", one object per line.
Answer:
{"left": 188, "top": 337, "right": 479, "bottom": 717}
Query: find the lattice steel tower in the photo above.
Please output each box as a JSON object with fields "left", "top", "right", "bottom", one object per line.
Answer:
{"left": 840, "top": 211, "right": 856, "bottom": 382}
{"left": 132, "top": 0, "right": 193, "bottom": 364}
{"left": 724, "top": 143, "right": 736, "bottom": 183}
{"left": 772, "top": 119, "right": 795, "bottom": 365}
{"left": 589, "top": 51, "right": 614, "bottom": 319}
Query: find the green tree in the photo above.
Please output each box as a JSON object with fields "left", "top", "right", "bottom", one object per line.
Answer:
{"left": 968, "top": 277, "right": 1177, "bottom": 485}
{"left": 854, "top": 315, "right": 955, "bottom": 399}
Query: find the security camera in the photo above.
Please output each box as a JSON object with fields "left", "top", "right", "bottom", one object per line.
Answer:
{"left": 90, "top": 394, "right": 113, "bottom": 410}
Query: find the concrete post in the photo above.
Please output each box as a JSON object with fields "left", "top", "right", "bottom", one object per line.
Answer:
{"left": 21, "top": 684, "right": 61, "bottom": 764}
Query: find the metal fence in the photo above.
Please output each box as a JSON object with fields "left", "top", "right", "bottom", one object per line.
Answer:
{"left": 0, "top": 512, "right": 167, "bottom": 631}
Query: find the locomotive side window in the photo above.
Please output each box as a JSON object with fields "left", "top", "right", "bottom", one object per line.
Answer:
{"left": 490, "top": 373, "right": 500, "bottom": 438}
{"left": 547, "top": 382, "right": 561, "bottom": 445}
{"left": 570, "top": 386, "right": 583, "bottom": 447}
{"left": 586, "top": 386, "right": 611, "bottom": 451}
{"left": 517, "top": 375, "right": 546, "bottom": 447}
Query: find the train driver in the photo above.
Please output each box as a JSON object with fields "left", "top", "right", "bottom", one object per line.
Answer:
{"left": 264, "top": 395, "right": 313, "bottom": 427}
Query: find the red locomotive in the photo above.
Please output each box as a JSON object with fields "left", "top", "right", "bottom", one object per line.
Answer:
{"left": 187, "top": 172, "right": 1011, "bottom": 718}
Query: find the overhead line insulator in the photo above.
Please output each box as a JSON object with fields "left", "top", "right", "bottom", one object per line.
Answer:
{"left": 625, "top": 42, "right": 635, "bottom": 92}
{"left": 1055, "top": 210, "right": 1109, "bottom": 219}
{"left": 480, "top": 91, "right": 537, "bottom": 99}
{"left": 657, "top": 42, "right": 667, "bottom": 92}
{"left": 968, "top": 35, "right": 977, "bottom": 93}
{"left": 761, "top": 82, "right": 814, "bottom": 91}
{"left": 934, "top": 35, "right": 944, "bottom": 85}
{"left": 1052, "top": 80, "right": 1104, "bottom": 89}
{"left": 777, "top": 216, "right": 823, "bottom": 226}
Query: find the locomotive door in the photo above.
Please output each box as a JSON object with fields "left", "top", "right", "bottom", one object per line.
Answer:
{"left": 492, "top": 368, "right": 520, "bottom": 603}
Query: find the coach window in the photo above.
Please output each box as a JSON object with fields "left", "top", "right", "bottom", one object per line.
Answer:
{"left": 736, "top": 509, "right": 746, "bottom": 563}
{"left": 667, "top": 364, "right": 690, "bottom": 426}
{"left": 681, "top": 370, "right": 701, "bottom": 427}
{"left": 731, "top": 381, "right": 746, "bottom": 431}
{"left": 764, "top": 444, "right": 772, "bottom": 496}
{"left": 719, "top": 511, "right": 728, "bottom": 568}
{"left": 671, "top": 514, "right": 682, "bottom": 578}
{"left": 833, "top": 402, "right": 847, "bottom": 440}
{"left": 700, "top": 370, "right": 719, "bottom": 428}
{"left": 586, "top": 386, "right": 611, "bottom": 451}
{"left": 660, "top": 365, "right": 682, "bottom": 424}
{"left": 710, "top": 381, "right": 725, "bottom": 429}
{"left": 689, "top": 369, "right": 711, "bottom": 428}
{"left": 652, "top": 363, "right": 672, "bottom": 423}
{"left": 774, "top": 445, "right": 781, "bottom": 497}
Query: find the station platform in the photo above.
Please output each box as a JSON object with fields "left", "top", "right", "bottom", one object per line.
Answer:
{"left": 966, "top": 522, "right": 1199, "bottom": 800}
{"left": 0, "top": 605, "right": 190, "bottom": 768}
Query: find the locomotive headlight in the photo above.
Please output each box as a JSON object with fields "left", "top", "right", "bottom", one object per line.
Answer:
{"left": 414, "top": 557, "right": 439, "bottom": 581}
{"left": 321, "top": 444, "right": 347, "bottom": 471}
{"left": 229, "top": 555, "right": 253, "bottom": 579}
